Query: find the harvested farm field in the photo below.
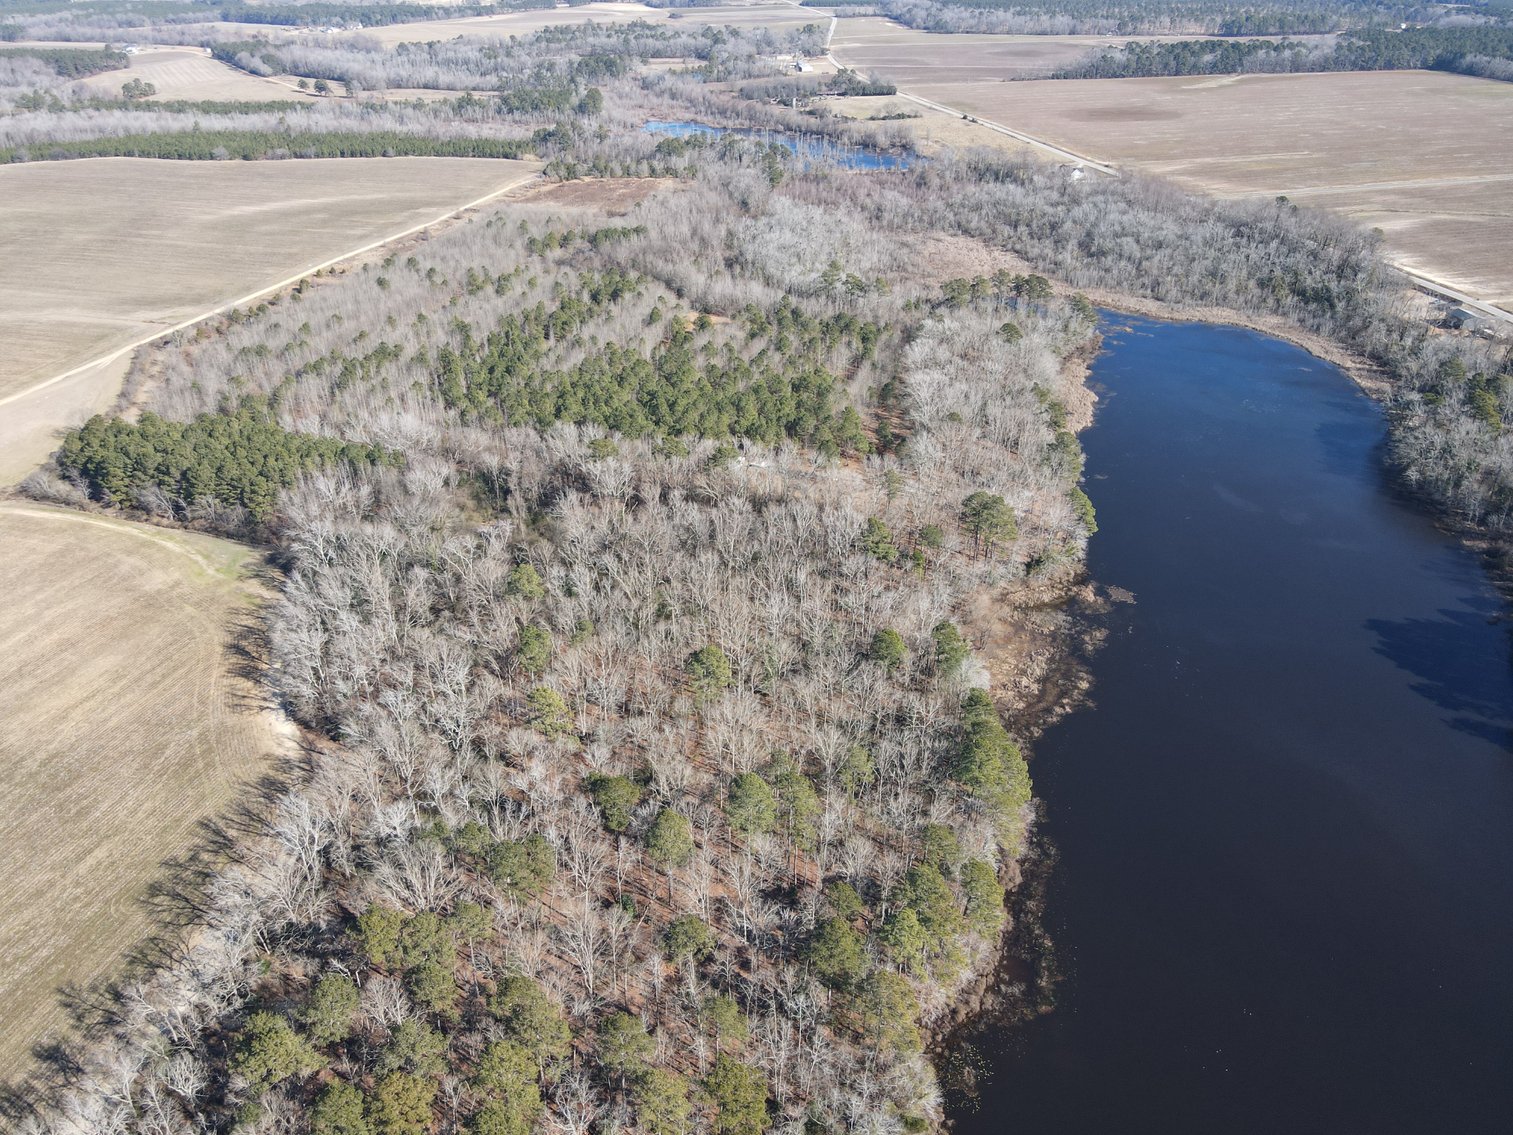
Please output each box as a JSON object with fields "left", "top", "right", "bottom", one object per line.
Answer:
{"left": 908, "top": 70, "right": 1513, "bottom": 309}
{"left": 0, "top": 156, "right": 539, "bottom": 483}
{"left": 0, "top": 502, "right": 287, "bottom": 1081}
{"left": 829, "top": 17, "right": 1262, "bottom": 83}
{"left": 73, "top": 46, "right": 301, "bottom": 102}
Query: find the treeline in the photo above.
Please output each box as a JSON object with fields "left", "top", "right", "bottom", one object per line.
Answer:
{"left": 807, "top": 0, "right": 1412, "bottom": 36}
{"left": 0, "top": 45, "right": 127, "bottom": 77}
{"left": 1057, "top": 24, "right": 1513, "bottom": 78}
{"left": 213, "top": 2, "right": 552, "bottom": 28}
{"left": 0, "top": 127, "right": 532, "bottom": 162}
{"left": 0, "top": 97, "right": 542, "bottom": 155}
{"left": 56, "top": 401, "right": 392, "bottom": 522}
{"left": 737, "top": 67, "right": 898, "bottom": 105}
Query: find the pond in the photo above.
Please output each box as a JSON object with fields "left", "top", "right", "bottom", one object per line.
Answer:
{"left": 951, "top": 315, "right": 1513, "bottom": 1133}
{"left": 641, "top": 120, "right": 912, "bottom": 171}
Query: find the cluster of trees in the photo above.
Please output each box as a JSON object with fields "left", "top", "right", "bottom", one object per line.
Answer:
{"left": 0, "top": 45, "right": 127, "bottom": 77}
{"left": 19, "top": 129, "right": 1103, "bottom": 1135}
{"left": 433, "top": 285, "right": 881, "bottom": 453}
{"left": 736, "top": 68, "right": 898, "bottom": 107}
{"left": 1056, "top": 23, "right": 1513, "bottom": 79}
{"left": 56, "top": 401, "right": 392, "bottom": 522}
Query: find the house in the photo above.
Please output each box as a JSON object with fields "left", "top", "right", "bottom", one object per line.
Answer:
{"left": 1444, "top": 305, "right": 1498, "bottom": 332}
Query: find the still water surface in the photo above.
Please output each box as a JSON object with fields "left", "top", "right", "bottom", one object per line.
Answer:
{"left": 641, "top": 120, "right": 911, "bottom": 170}
{"left": 952, "top": 316, "right": 1513, "bottom": 1133}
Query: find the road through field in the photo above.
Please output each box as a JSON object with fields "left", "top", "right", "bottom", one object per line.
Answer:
{"left": 0, "top": 159, "right": 541, "bottom": 487}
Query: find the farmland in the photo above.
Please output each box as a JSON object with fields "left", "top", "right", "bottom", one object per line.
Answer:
{"left": 903, "top": 69, "right": 1513, "bottom": 309}
{"left": 828, "top": 16, "right": 1261, "bottom": 82}
{"left": 73, "top": 46, "right": 300, "bottom": 102}
{"left": 0, "top": 156, "right": 540, "bottom": 485}
{"left": 0, "top": 502, "right": 285, "bottom": 1081}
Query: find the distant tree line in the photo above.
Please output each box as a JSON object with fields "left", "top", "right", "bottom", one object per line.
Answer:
{"left": 804, "top": 0, "right": 1412, "bottom": 36}
{"left": 213, "top": 2, "right": 553, "bottom": 29}
{"left": 1056, "top": 24, "right": 1513, "bottom": 79}
{"left": 0, "top": 46, "right": 127, "bottom": 77}
{"left": 0, "top": 127, "right": 533, "bottom": 162}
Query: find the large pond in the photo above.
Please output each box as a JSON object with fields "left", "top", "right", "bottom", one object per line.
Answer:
{"left": 951, "top": 315, "right": 1513, "bottom": 1133}
{"left": 642, "top": 120, "right": 911, "bottom": 170}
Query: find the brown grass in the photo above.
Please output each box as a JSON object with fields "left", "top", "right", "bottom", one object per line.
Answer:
{"left": 0, "top": 502, "right": 289, "bottom": 1081}
{"left": 515, "top": 175, "right": 674, "bottom": 215}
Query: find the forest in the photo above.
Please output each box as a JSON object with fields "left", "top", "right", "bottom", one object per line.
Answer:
{"left": 18, "top": 121, "right": 1101, "bottom": 1135}
{"left": 0, "top": 45, "right": 127, "bottom": 77}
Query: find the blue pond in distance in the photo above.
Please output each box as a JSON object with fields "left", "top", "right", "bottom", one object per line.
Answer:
{"left": 642, "top": 120, "right": 911, "bottom": 171}
{"left": 950, "top": 315, "right": 1513, "bottom": 1134}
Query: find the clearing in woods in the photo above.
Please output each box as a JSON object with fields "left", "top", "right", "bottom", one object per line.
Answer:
{"left": 0, "top": 502, "right": 288, "bottom": 1082}
{"left": 73, "top": 46, "right": 301, "bottom": 101}
{"left": 903, "top": 70, "right": 1513, "bottom": 310}
{"left": 0, "top": 156, "right": 540, "bottom": 485}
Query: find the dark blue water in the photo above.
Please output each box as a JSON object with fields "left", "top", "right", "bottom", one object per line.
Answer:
{"left": 641, "top": 120, "right": 911, "bottom": 170}
{"left": 953, "top": 316, "right": 1513, "bottom": 1134}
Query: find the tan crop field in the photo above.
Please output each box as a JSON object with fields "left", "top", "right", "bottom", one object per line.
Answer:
{"left": 74, "top": 47, "right": 302, "bottom": 102}
{"left": 0, "top": 502, "right": 286, "bottom": 1081}
{"left": 0, "top": 156, "right": 540, "bottom": 485}
{"left": 902, "top": 70, "right": 1513, "bottom": 309}
{"left": 828, "top": 16, "right": 1276, "bottom": 83}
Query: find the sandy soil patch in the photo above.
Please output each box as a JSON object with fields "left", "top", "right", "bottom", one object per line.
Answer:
{"left": 515, "top": 175, "right": 673, "bottom": 215}
{"left": 0, "top": 502, "right": 288, "bottom": 1081}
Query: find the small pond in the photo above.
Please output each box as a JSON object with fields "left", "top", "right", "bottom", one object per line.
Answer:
{"left": 642, "top": 120, "right": 912, "bottom": 171}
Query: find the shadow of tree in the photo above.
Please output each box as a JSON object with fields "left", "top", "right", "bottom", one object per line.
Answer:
{"left": 0, "top": 585, "right": 314, "bottom": 1122}
{"left": 1364, "top": 604, "right": 1513, "bottom": 748}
